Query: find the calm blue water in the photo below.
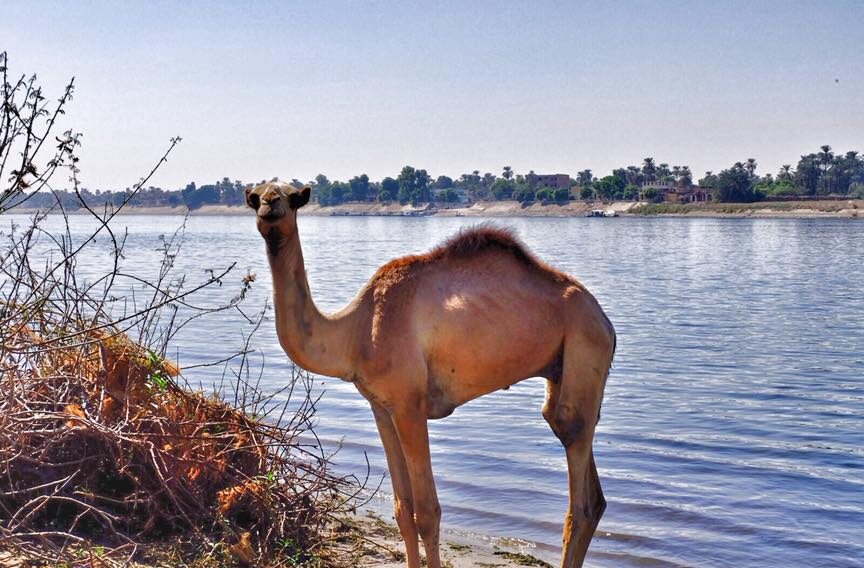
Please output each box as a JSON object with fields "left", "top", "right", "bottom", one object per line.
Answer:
{"left": 5, "top": 214, "right": 864, "bottom": 567}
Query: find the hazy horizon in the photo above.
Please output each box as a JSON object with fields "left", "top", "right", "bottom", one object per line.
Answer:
{"left": 3, "top": 0, "right": 862, "bottom": 190}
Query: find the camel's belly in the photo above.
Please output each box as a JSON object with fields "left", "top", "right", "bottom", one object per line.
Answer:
{"left": 424, "top": 320, "right": 561, "bottom": 415}
{"left": 414, "top": 269, "right": 569, "bottom": 415}
{"left": 423, "top": 296, "right": 562, "bottom": 383}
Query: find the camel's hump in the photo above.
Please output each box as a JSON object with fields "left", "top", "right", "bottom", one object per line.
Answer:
{"left": 429, "top": 225, "right": 534, "bottom": 263}
{"left": 371, "top": 225, "right": 569, "bottom": 288}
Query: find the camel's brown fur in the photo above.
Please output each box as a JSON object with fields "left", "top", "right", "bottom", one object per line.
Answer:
{"left": 247, "top": 181, "right": 615, "bottom": 568}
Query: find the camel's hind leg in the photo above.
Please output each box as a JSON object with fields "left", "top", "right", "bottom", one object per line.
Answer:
{"left": 543, "top": 326, "right": 613, "bottom": 568}
{"left": 371, "top": 403, "right": 423, "bottom": 568}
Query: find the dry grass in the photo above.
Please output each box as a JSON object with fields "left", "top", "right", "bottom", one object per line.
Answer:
{"left": 0, "top": 321, "right": 363, "bottom": 567}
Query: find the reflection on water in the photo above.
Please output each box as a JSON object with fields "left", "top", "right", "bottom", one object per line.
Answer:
{"left": 6, "top": 214, "right": 863, "bottom": 567}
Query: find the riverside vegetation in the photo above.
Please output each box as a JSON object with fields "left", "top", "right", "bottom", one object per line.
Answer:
{"left": 11, "top": 150, "right": 864, "bottom": 213}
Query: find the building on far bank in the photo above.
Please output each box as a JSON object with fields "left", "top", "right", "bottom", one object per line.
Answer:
{"left": 639, "top": 180, "right": 673, "bottom": 202}
{"left": 639, "top": 180, "right": 709, "bottom": 203}
{"left": 527, "top": 173, "right": 571, "bottom": 191}
{"left": 664, "top": 186, "right": 709, "bottom": 203}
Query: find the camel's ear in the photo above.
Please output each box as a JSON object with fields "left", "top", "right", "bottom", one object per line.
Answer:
{"left": 245, "top": 187, "right": 260, "bottom": 210}
{"left": 289, "top": 186, "right": 311, "bottom": 209}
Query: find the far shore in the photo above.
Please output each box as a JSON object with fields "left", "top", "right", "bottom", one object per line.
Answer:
{"left": 10, "top": 199, "right": 864, "bottom": 219}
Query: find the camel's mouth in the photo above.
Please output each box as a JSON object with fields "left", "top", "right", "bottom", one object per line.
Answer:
{"left": 256, "top": 203, "right": 286, "bottom": 222}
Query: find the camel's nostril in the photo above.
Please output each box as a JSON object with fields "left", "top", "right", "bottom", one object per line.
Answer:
{"left": 249, "top": 193, "right": 261, "bottom": 210}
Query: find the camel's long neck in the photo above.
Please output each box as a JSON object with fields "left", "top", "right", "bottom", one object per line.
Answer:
{"left": 267, "top": 230, "right": 354, "bottom": 379}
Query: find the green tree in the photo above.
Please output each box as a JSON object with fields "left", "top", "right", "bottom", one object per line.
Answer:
{"left": 437, "top": 188, "right": 459, "bottom": 203}
{"left": 433, "top": 175, "right": 454, "bottom": 189}
{"left": 397, "top": 166, "right": 430, "bottom": 205}
{"left": 349, "top": 174, "right": 370, "bottom": 202}
{"left": 318, "top": 180, "right": 348, "bottom": 205}
{"left": 491, "top": 178, "right": 514, "bottom": 200}
{"left": 818, "top": 145, "right": 834, "bottom": 194}
{"left": 642, "top": 157, "right": 657, "bottom": 181}
{"left": 457, "top": 171, "right": 482, "bottom": 201}
{"left": 626, "top": 165, "right": 643, "bottom": 186}
{"left": 397, "top": 166, "right": 415, "bottom": 203}
{"left": 535, "top": 188, "right": 554, "bottom": 201}
{"left": 593, "top": 175, "right": 624, "bottom": 200}
{"left": 795, "top": 154, "right": 821, "bottom": 195}
{"left": 379, "top": 177, "right": 398, "bottom": 202}
{"left": 182, "top": 183, "right": 219, "bottom": 209}
{"left": 576, "top": 169, "right": 593, "bottom": 187}
{"left": 714, "top": 163, "right": 757, "bottom": 202}
{"left": 679, "top": 166, "right": 693, "bottom": 188}
{"left": 552, "top": 187, "right": 570, "bottom": 202}
{"left": 513, "top": 185, "right": 535, "bottom": 203}
{"left": 836, "top": 151, "right": 861, "bottom": 194}
{"left": 312, "top": 174, "right": 331, "bottom": 203}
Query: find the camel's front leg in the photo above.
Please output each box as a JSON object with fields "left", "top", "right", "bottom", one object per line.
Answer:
{"left": 371, "top": 403, "right": 422, "bottom": 568}
{"left": 391, "top": 409, "right": 442, "bottom": 568}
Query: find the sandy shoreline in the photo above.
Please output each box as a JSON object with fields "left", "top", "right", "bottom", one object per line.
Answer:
{"left": 339, "top": 511, "right": 557, "bottom": 567}
{"left": 10, "top": 199, "right": 863, "bottom": 219}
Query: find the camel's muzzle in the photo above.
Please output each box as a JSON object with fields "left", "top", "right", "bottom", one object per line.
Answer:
{"left": 256, "top": 199, "right": 287, "bottom": 221}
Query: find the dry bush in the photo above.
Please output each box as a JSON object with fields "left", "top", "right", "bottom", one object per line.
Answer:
{"left": 0, "top": 324, "right": 359, "bottom": 567}
{"left": 0, "top": 53, "right": 363, "bottom": 567}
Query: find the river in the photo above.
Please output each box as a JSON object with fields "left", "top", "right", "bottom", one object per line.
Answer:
{"left": 6, "top": 213, "right": 863, "bottom": 567}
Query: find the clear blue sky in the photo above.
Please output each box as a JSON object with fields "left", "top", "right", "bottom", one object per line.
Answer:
{"left": 3, "top": 0, "right": 862, "bottom": 190}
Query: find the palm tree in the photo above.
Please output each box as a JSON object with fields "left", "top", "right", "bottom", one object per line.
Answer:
{"left": 841, "top": 151, "right": 861, "bottom": 194}
{"left": 502, "top": 166, "right": 513, "bottom": 180}
{"left": 778, "top": 164, "right": 792, "bottom": 182}
{"left": 818, "top": 145, "right": 834, "bottom": 194}
{"left": 576, "top": 169, "right": 593, "bottom": 186}
{"left": 680, "top": 166, "right": 693, "bottom": 188}
{"left": 626, "top": 165, "right": 641, "bottom": 186}
{"left": 642, "top": 157, "right": 656, "bottom": 181}
{"left": 744, "top": 158, "right": 757, "bottom": 179}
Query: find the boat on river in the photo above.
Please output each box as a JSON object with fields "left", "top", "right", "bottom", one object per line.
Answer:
{"left": 587, "top": 209, "right": 619, "bottom": 217}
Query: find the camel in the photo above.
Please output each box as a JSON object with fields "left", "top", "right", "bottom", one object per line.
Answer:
{"left": 246, "top": 181, "right": 615, "bottom": 568}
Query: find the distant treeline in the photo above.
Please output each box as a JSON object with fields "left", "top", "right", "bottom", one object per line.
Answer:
{"left": 23, "top": 145, "right": 864, "bottom": 210}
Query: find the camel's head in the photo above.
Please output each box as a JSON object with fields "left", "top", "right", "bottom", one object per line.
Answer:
{"left": 245, "top": 182, "right": 310, "bottom": 233}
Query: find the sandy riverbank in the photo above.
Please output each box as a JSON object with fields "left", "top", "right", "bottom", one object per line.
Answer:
{"left": 336, "top": 511, "right": 557, "bottom": 568}
{"left": 10, "top": 199, "right": 863, "bottom": 218}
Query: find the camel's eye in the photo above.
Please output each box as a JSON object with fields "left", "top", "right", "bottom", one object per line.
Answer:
{"left": 248, "top": 193, "right": 260, "bottom": 209}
